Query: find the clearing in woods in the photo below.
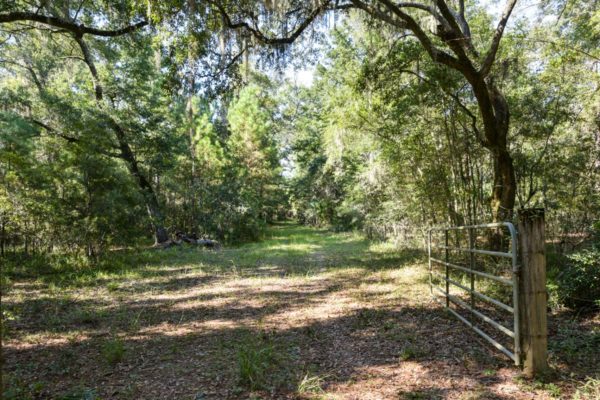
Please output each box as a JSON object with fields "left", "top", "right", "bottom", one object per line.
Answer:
{"left": 3, "top": 224, "right": 599, "bottom": 399}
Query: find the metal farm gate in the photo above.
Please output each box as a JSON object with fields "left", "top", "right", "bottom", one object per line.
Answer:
{"left": 428, "top": 222, "right": 521, "bottom": 365}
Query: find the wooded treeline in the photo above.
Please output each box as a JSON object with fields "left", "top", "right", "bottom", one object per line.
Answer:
{"left": 1, "top": 1, "right": 599, "bottom": 307}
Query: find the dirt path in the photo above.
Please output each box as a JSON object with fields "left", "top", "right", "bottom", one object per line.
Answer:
{"left": 3, "top": 224, "right": 598, "bottom": 399}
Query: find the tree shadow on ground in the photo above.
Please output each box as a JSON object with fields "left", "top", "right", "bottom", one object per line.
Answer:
{"left": 5, "top": 283, "right": 597, "bottom": 399}
{"left": 6, "top": 300, "right": 521, "bottom": 399}
{"left": 4, "top": 224, "right": 598, "bottom": 399}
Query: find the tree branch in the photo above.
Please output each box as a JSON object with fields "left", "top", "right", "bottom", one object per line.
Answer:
{"left": 366, "top": 0, "right": 464, "bottom": 71}
{"left": 0, "top": 11, "right": 147, "bottom": 37}
{"left": 199, "top": 46, "right": 249, "bottom": 79}
{"left": 0, "top": 58, "right": 42, "bottom": 90}
{"left": 209, "top": 0, "right": 331, "bottom": 45}
{"left": 434, "top": 0, "right": 478, "bottom": 58}
{"left": 73, "top": 36, "right": 104, "bottom": 101}
{"left": 396, "top": 2, "right": 435, "bottom": 13}
{"left": 347, "top": 0, "right": 408, "bottom": 29}
{"left": 479, "top": 0, "right": 518, "bottom": 76}
{"left": 30, "top": 119, "right": 80, "bottom": 143}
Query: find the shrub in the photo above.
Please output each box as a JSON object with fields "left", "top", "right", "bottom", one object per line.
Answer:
{"left": 555, "top": 247, "right": 600, "bottom": 311}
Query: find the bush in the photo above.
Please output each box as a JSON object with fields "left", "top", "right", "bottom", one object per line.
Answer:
{"left": 554, "top": 247, "right": 600, "bottom": 311}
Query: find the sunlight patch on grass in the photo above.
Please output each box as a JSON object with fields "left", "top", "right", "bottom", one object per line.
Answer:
{"left": 5, "top": 333, "right": 86, "bottom": 349}
{"left": 264, "top": 243, "right": 322, "bottom": 252}
{"left": 368, "top": 241, "right": 401, "bottom": 253}
{"left": 386, "top": 265, "right": 427, "bottom": 281}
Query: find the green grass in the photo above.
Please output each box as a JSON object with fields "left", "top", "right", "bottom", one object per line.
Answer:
{"left": 236, "top": 335, "right": 281, "bottom": 391}
{"left": 399, "top": 389, "right": 442, "bottom": 399}
{"left": 2, "top": 223, "right": 423, "bottom": 293}
{"left": 398, "top": 345, "right": 424, "bottom": 361}
{"left": 101, "top": 338, "right": 126, "bottom": 365}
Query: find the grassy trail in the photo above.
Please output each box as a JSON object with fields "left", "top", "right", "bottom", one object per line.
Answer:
{"left": 3, "top": 224, "right": 597, "bottom": 399}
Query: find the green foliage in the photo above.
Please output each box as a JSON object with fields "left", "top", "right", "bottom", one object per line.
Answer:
{"left": 2, "top": 376, "right": 45, "bottom": 400}
{"left": 226, "top": 83, "right": 284, "bottom": 233}
{"left": 1, "top": 0, "right": 599, "bottom": 320}
{"left": 159, "top": 78, "right": 287, "bottom": 243}
{"left": 398, "top": 346, "right": 422, "bottom": 361}
{"left": 0, "top": 20, "right": 287, "bottom": 252}
{"left": 548, "top": 318, "right": 600, "bottom": 365}
{"left": 399, "top": 389, "right": 443, "bottom": 400}
{"left": 515, "top": 375, "right": 563, "bottom": 399}
{"left": 552, "top": 247, "right": 600, "bottom": 310}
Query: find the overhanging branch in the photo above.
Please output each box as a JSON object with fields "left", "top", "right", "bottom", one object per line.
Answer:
{"left": 210, "top": 0, "right": 336, "bottom": 45}
{"left": 0, "top": 11, "right": 147, "bottom": 37}
{"left": 368, "top": 0, "right": 464, "bottom": 71}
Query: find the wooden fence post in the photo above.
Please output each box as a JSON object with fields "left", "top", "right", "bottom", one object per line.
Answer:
{"left": 517, "top": 208, "right": 549, "bottom": 377}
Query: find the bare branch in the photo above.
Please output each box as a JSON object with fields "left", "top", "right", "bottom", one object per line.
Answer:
{"left": 348, "top": 0, "right": 408, "bottom": 29}
{"left": 479, "top": 0, "right": 518, "bottom": 76}
{"left": 434, "top": 0, "right": 478, "bottom": 58}
{"left": 199, "top": 46, "right": 249, "bottom": 79}
{"left": 526, "top": 38, "right": 600, "bottom": 62}
{"left": 0, "top": 58, "right": 43, "bottom": 90}
{"left": 396, "top": 2, "right": 435, "bottom": 13}
{"left": 73, "top": 36, "right": 103, "bottom": 101}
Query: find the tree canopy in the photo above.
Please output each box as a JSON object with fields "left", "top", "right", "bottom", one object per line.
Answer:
{"left": 0, "top": 0, "right": 598, "bottom": 250}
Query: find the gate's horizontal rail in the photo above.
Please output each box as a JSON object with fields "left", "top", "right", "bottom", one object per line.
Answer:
{"left": 430, "top": 257, "right": 513, "bottom": 286}
{"left": 432, "top": 286, "right": 514, "bottom": 338}
{"left": 431, "top": 245, "right": 513, "bottom": 258}
{"left": 431, "top": 270, "right": 514, "bottom": 313}
{"left": 431, "top": 292, "right": 518, "bottom": 363}
{"left": 428, "top": 221, "right": 521, "bottom": 366}
{"left": 429, "top": 222, "right": 514, "bottom": 231}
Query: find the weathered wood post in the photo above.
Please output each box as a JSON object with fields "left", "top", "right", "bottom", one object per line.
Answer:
{"left": 517, "top": 208, "right": 549, "bottom": 377}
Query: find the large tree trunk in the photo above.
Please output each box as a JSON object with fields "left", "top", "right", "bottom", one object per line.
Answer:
{"left": 491, "top": 148, "right": 516, "bottom": 222}
{"left": 469, "top": 76, "right": 517, "bottom": 223}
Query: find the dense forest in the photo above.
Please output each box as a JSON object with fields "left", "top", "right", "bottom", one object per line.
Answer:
{"left": 1, "top": 0, "right": 599, "bottom": 399}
